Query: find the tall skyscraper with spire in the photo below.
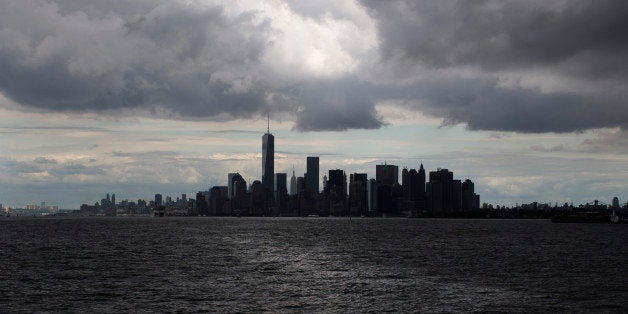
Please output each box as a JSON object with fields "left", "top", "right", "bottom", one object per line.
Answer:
{"left": 262, "top": 113, "right": 274, "bottom": 191}
{"left": 418, "top": 163, "right": 426, "bottom": 195}
{"left": 290, "top": 165, "right": 297, "bottom": 195}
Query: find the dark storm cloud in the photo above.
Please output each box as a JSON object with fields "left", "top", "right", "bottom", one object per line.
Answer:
{"left": 1, "top": 0, "right": 627, "bottom": 133}
{"left": 291, "top": 80, "right": 386, "bottom": 131}
{"left": 402, "top": 78, "right": 628, "bottom": 133}
{"left": 0, "top": 1, "right": 272, "bottom": 119}
{"left": 361, "top": 0, "right": 628, "bottom": 133}
{"left": 361, "top": 0, "right": 628, "bottom": 77}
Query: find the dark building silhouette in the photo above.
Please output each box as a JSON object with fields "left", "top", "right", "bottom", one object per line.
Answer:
{"left": 327, "top": 169, "right": 347, "bottom": 215}
{"left": 376, "top": 163, "right": 399, "bottom": 187}
{"left": 427, "top": 168, "right": 453, "bottom": 213}
{"left": 453, "top": 180, "right": 462, "bottom": 211}
{"left": 418, "top": 163, "right": 426, "bottom": 195}
{"left": 349, "top": 173, "right": 368, "bottom": 216}
{"left": 262, "top": 130, "right": 274, "bottom": 192}
{"left": 375, "top": 164, "right": 399, "bottom": 213}
{"left": 367, "top": 178, "right": 378, "bottom": 212}
{"left": 228, "top": 173, "right": 247, "bottom": 199}
{"left": 210, "top": 186, "right": 228, "bottom": 215}
{"left": 296, "top": 176, "right": 305, "bottom": 194}
{"left": 306, "top": 156, "right": 319, "bottom": 193}
{"left": 250, "top": 180, "right": 272, "bottom": 215}
{"left": 154, "top": 194, "right": 162, "bottom": 206}
{"left": 462, "top": 179, "right": 475, "bottom": 210}
{"left": 274, "top": 173, "right": 288, "bottom": 215}
{"left": 290, "top": 166, "right": 297, "bottom": 195}
{"left": 274, "top": 173, "right": 287, "bottom": 193}
{"left": 327, "top": 170, "right": 346, "bottom": 194}
{"left": 195, "top": 191, "right": 209, "bottom": 215}
{"left": 402, "top": 168, "right": 421, "bottom": 199}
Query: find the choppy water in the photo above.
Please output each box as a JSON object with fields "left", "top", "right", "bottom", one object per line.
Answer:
{"left": 0, "top": 217, "right": 626, "bottom": 312}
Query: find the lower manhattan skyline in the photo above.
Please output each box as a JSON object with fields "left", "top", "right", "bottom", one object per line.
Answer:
{"left": 0, "top": 0, "right": 627, "bottom": 209}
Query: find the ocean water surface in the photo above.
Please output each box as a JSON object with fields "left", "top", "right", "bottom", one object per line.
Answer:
{"left": 0, "top": 217, "right": 626, "bottom": 312}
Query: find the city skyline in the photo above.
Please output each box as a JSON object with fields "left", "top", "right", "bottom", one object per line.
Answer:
{"left": 1, "top": 1, "right": 627, "bottom": 209}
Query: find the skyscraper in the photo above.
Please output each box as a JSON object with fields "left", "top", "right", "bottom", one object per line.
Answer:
{"left": 376, "top": 163, "right": 399, "bottom": 187}
{"left": 290, "top": 166, "right": 297, "bottom": 195}
{"left": 306, "top": 156, "right": 319, "bottom": 193}
{"left": 428, "top": 168, "right": 454, "bottom": 212}
{"left": 327, "top": 169, "right": 346, "bottom": 196}
{"left": 418, "top": 163, "right": 426, "bottom": 195}
{"left": 262, "top": 118, "right": 274, "bottom": 192}
{"left": 275, "top": 173, "right": 287, "bottom": 193}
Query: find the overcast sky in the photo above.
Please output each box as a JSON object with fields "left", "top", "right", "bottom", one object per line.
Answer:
{"left": 1, "top": 0, "right": 627, "bottom": 208}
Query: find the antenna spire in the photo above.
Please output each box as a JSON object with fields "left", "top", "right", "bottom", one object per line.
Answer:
{"left": 267, "top": 112, "right": 270, "bottom": 134}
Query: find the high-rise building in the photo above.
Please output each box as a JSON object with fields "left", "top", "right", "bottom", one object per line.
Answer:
{"left": 349, "top": 173, "right": 368, "bottom": 215}
{"left": 262, "top": 118, "right": 274, "bottom": 192}
{"left": 402, "top": 168, "right": 421, "bottom": 199}
{"left": 275, "top": 173, "right": 287, "bottom": 193}
{"left": 612, "top": 197, "right": 620, "bottom": 208}
{"left": 327, "top": 169, "right": 346, "bottom": 196}
{"left": 367, "top": 179, "right": 378, "bottom": 212}
{"left": 376, "top": 163, "right": 399, "bottom": 187}
{"left": 228, "top": 173, "right": 246, "bottom": 199}
{"left": 296, "top": 176, "right": 305, "bottom": 194}
{"left": 452, "top": 180, "right": 461, "bottom": 211}
{"left": 154, "top": 194, "right": 162, "bottom": 206}
{"left": 428, "top": 168, "right": 454, "bottom": 213}
{"left": 418, "top": 163, "right": 426, "bottom": 195}
{"left": 228, "top": 173, "right": 237, "bottom": 198}
{"left": 290, "top": 166, "right": 297, "bottom": 195}
{"left": 462, "top": 179, "right": 474, "bottom": 210}
{"left": 306, "top": 157, "right": 319, "bottom": 193}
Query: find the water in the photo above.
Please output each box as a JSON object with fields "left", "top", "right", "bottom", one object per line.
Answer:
{"left": 1, "top": 217, "right": 626, "bottom": 312}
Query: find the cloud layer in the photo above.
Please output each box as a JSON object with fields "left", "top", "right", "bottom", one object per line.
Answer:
{"left": 0, "top": 0, "right": 627, "bottom": 133}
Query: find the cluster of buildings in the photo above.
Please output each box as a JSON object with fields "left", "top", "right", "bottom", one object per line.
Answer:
{"left": 189, "top": 161, "right": 480, "bottom": 217}
{"left": 53, "top": 125, "right": 628, "bottom": 218}
{"left": 1, "top": 202, "right": 59, "bottom": 216}
{"left": 78, "top": 124, "right": 480, "bottom": 217}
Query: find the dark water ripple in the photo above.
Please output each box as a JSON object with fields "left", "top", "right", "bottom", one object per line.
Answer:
{"left": 0, "top": 217, "right": 626, "bottom": 312}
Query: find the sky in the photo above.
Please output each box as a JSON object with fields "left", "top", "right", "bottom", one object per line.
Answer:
{"left": 1, "top": 0, "right": 627, "bottom": 209}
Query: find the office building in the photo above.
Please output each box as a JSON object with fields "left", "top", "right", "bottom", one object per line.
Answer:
{"left": 275, "top": 173, "right": 287, "bottom": 193}
{"left": 290, "top": 166, "right": 297, "bottom": 195}
{"left": 262, "top": 121, "right": 274, "bottom": 192}
{"left": 376, "top": 163, "right": 399, "bottom": 187}
{"left": 306, "top": 157, "right": 319, "bottom": 193}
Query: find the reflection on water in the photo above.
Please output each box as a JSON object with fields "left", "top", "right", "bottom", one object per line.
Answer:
{"left": 0, "top": 217, "right": 626, "bottom": 312}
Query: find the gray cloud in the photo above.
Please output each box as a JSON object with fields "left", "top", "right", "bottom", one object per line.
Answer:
{"left": 1, "top": 0, "right": 627, "bottom": 134}
{"left": 360, "top": 0, "right": 628, "bottom": 133}
{"left": 361, "top": 0, "right": 628, "bottom": 77}
{"left": 0, "top": 1, "right": 272, "bottom": 119}
{"left": 291, "top": 79, "right": 386, "bottom": 131}
{"left": 405, "top": 79, "right": 628, "bottom": 133}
